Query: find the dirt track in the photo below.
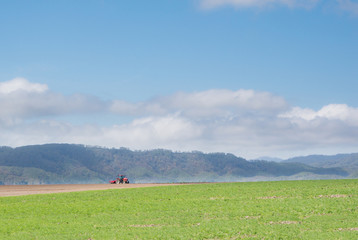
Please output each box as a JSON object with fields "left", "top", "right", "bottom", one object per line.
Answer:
{"left": 0, "top": 183, "right": 187, "bottom": 197}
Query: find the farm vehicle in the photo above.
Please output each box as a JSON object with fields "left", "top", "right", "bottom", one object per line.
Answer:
{"left": 109, "top": 175, "right": 129, "bottom": 184}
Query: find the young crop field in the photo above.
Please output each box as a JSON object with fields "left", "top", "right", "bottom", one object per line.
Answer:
{"left": 0, "top": 179, "right": 357, "bottom": 239}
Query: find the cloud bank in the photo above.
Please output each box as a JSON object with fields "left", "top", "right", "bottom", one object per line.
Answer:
{"left": 200, "top": 0, "right": 320, "bottom": 9}
{"left": 199, "top": 0, "right": 358, "bottom": 15}
{"left": 1, "top": 78, "right": 357, "bottom": 159}
{"left": 337, "top": 0, "right": 358, "bottom": 15}
{"left": 0, "top": 78, "right": 106, "bottom": 125}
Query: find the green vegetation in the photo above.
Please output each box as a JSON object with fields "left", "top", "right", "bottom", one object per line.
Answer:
{"left": 1, "top": 179, "right": 358, "bottom": 239}
{"left": 0, "top": 144, "right": 350, "bottom": 184}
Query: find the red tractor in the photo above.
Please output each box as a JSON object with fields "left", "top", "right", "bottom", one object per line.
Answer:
{"left": 109, "top": 174, "right": 129, "bottom": 184}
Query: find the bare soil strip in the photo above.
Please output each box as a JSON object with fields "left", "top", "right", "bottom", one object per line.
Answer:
{"left": 0, "top": 183, "right": 188, "bottom": 197}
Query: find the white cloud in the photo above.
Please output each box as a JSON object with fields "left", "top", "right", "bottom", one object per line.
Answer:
{"left": 0, "top": 115, "right": 203, "bottom": 153}
{"left": 0, "top": 78, "right": 107, "bottom": 125}
{"left": 280, "top": 104, "right": 358, "bottom": 125}
{"left": 199, "top": 0, "right": 320, "bottom": 9}
{"left": 109, "top": 114, "right": 203, "bottom": 145}
{"left": 111, "top": 89, "right": 288, "bottom": 118}
{"left": 337, "top": 0, "right": 358, "bottom": 15}
{"left": 1, "top": 78, "right": 358, "bottom": 159}
{"left": 0, "top": 78, "right": 48, "bottom": 94}
{"left": 199, "top": 0, "right": 358, "bottom": 15}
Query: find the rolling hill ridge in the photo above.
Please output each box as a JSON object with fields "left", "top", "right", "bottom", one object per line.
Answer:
{"left": 0, "top": 144, "right": 352, "bottom": 184}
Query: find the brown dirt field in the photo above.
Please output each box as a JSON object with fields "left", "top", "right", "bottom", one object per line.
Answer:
{"left": 0, "top": 183, "right": 189, "bottom": 197}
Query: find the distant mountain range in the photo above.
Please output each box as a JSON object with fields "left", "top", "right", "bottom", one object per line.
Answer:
{"left": 0, "top": 144, "right": 354, "bottom": 185}
{"left": 282, "top": 153, "right": 358, "bottom": 177}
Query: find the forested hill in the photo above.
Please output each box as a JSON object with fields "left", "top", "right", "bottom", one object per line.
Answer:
{"left": 0, "top": 144, "right": 350, "bottom": 185}
{"left": 283, "top": 153, "right": 358, "bottom": 177}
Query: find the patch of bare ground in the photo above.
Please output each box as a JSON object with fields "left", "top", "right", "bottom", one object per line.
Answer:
{"left": 241, "top": 216, "right": 261, "bottom": 220}
{"left": 129, "top": 224, "right": 164, "bottom": 228}
{"left": 231, "top": 232, "right": 258, "bottom": 239}
{"left": 337, "top": 227, "right": 358, "bottom": 231}
{"left": 257, "top": 196, "right": 287, "bottom": 199}
{"left": 315, "top": 194, "right": 351, "bottom": 198}
{"left": 303, "top": 212, "right": 332, "bottom": 219}
{"left": 267, "top": 221, "right": 300, "bottom": 225}
{"left": 0, "top": 183, "right": 196, "bottom": 197}
{"left": 209, "top": 196, "right": 227, "bottom": 200}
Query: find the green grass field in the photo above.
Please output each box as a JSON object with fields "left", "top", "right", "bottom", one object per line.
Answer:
{"left": 1, "top": 179, "right": 358, "bottom": 239}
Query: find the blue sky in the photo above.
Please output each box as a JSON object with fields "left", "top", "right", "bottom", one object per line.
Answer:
{"left": 1, "top": 0, "right": 358, "bottom": 159}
